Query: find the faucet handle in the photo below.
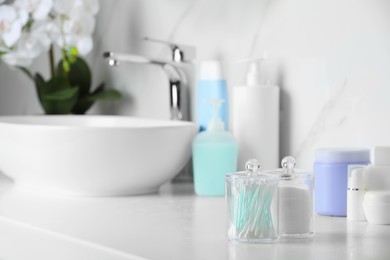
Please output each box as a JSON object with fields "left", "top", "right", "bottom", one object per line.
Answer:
{"left": 144, "top": 37, "right": 196, "bottom": 62}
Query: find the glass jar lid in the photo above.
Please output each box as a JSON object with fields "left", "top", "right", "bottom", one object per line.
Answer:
{"left": 225, "top": 159, "right": 279, "bottom": 183}
{"left": 264, "top": 156, "right": 312, "bottom": 180}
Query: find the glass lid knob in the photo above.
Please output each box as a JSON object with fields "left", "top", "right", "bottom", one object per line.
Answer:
{"left": 281, "top": 156, "right": 296, "bottom": 175}
{"left": 245, "top": 159, "right": 261, "bottom": 176}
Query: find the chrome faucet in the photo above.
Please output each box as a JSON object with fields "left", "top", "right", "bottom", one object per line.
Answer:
{"left": 103, "top": 38, "right": 196, "bottom": 121}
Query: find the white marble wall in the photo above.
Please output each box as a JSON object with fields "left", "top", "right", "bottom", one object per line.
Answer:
{"left": 1, "top": 0, "right": 390, "bottom": 169}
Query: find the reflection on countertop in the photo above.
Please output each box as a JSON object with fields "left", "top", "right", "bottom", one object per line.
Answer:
{"left": 0, "top": 175, "right": 389, "bottom": 260}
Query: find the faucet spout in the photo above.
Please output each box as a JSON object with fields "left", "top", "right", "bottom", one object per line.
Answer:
{"left": 103, "top": 51, "right": 187, "bottom": 120}
{"left": 103, "top": 51, "right": 163, "bottom": 66}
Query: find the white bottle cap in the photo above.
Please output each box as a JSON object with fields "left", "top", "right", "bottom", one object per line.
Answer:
{"left": 373, "top": 146, "right": 390, "bottom": 165}
{"left": 348, "top": 168, "right": 365, "bottom": 189}
{"left": 199, "top": 60, "right": 223, "bottom": 80}
{"left": 246, "top": 61, "right": 260, "bottom": 86}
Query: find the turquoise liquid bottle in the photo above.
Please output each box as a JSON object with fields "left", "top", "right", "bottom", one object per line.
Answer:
{"left": 192, "top": 100, "right": 238, "bottom": 196}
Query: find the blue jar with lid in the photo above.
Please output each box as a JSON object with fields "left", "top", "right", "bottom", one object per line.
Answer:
{"left": 314, "top": 148, "right": 370, "bottom": 216}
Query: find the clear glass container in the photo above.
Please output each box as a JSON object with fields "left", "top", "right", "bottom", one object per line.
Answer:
{"left": 225, "top": 159, "right": 279, "bottom": 243}
{"left": 266, "top": 156, "right": 314, "bottom": 240}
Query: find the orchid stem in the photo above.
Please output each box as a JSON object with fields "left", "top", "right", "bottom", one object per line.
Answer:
{"left": 49, "top": 45, "right": 55, "bottom": 78}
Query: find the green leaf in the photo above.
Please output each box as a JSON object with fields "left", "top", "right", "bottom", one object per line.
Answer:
{"left": 38, "top": 76, "right": 79, "bottom": 114}
{"left": 56, "top": 56, "right": 91, "bottom": 97}
{"left": 71, "top": 99, "right": 93, "bottom": 115}
{"left": 71, "top": 83, "right": 122, "bottom": 114}
{"left": 44, "top": 87, "right": 79, "bottom": 101}
{"left": 91, "top": 82, "right": 105, "bottom": 94}
{"left": 88, "top": 89, "right": 122, "bottom": 101}
{"left": 34, "top": 73, "right": 45, "bottom": 86}
{"left": 71, "top": 82, "right": 104, "bottom": 114}
{"left": 17, "top": 67, "right": 34, "bottom": 80}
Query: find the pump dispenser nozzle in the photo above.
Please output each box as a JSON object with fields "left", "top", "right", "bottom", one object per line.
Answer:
{"left": 238, "top": 58, "right": 263, "bottom": 86}
{"left": 206, "top": 99, "right": 225, "bottom": 131}
{"left": 238, "top": 52, "right": 271, "bottom": 86}
{"left": 247, "top": 59, "right": 262, "bottom": 86}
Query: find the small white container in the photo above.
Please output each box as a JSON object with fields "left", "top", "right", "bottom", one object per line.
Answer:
{"left": 363, "top": 191, "right": 390, "bottom": 225}
{"left": 347, "top": 166, "right": 366, "bottom": 222}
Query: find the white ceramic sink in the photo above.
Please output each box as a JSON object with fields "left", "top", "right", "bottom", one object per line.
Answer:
{"left": 0, "top": 116, "right": 196, "bottom": 196}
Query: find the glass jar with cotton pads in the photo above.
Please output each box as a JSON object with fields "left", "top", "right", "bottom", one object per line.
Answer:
{"left": 225, "top": 159, "right": 279, "bottom": 243}
{"left": 266, "top": 156, "right": 314, "bottom": 240}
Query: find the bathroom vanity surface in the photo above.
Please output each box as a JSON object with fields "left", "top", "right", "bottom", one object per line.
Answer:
{"left": 0, "top": 174, "right": 388, "bottom": 260}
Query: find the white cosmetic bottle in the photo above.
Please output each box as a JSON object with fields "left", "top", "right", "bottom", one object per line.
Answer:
{"left": 232, "top": 59, "right": 279, "bottom": 170}
{"left": 347, "top": 167, "right": 366, "bottom": 221}
{"left": 365, "top": 147, "right": 390, "bottom": 190}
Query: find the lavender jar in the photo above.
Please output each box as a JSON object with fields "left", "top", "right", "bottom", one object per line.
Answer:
{"left": 314, "top": 148, "right": 370, "bottom": 216}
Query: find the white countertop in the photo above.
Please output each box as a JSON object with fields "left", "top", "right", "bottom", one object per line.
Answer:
{"left": 0, "top": 174, "right": 389, "bottom": 260}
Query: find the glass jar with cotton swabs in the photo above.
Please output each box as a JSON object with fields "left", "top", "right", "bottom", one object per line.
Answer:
{"left": 225, "top": 159, "right": 280, "bottom": 243}
{"left": 266, "top": 156, "right": 314, "bottom": 240}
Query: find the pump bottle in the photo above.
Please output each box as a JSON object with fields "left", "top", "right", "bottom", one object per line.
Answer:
{"left": 197, "top": 61, "right": 228, "bottom": 132}
{"left": 232, "top": 59, "right": 279, "bottom": 170}
{"left": 192, "top": 99, "right": 238, "bottom": 196}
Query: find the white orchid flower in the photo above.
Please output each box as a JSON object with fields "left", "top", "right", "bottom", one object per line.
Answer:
{"left": 60, "top": 13, "right": 95, "bottom": 55}
{"left": 0, "top": 5, "right": 24, "bottom": 47}
{"left": 2, "top": 49, "right": 35, "bottom": 67}
{"left": 30, "top": 21, "right": 54, "bottom": 51}
{"left": 75, "top": 0, "right": 99, "bottom": 16}
{"left": 84, "top": 0, "right": 99, "bottom": 15}
{"left": 1, "top": 34, "right": 38, "bottom": 67}
{"left": 53, "top": 0, "right": 75, "bottom": 15}
{"left": 54, "top": 0, "right": 99, "bottom": 16}
{"left": 2, "top": 22, "right": 53, "bottom": 67}
{"left": 14, "top": 0, "right": 53, "bottom": 21}
{"left": 41, "top": 19, "right": 61, "bottom": 42}
{"left": 1, "top": 0, "right": 100, "bottom": 68}
{"left": 76, "top": 35, "right": 92, "bottom": 55}
{"left": 63, "top": 13, "right": 95, "bottom": 37}
{"left": 16, "top": 8, "right": 29, "bottom": 26}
